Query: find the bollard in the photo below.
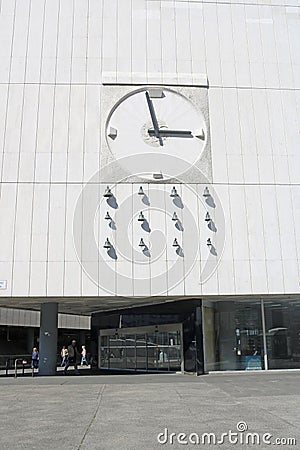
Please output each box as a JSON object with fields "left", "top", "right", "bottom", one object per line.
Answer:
{"left": 22, "top": 360, "right": 27, "bottom": 376}
{"left": 5, "top": 359, "right": 9, "bottom": 376}
{"left": 14, "top": 359, "right": 28, "bottom": 378}
{"left": 14, "top": 359, "right": 20, "bottom": 378}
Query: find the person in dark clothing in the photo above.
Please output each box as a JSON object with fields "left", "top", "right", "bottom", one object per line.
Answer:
{"left": 63, "top": 340, "right": 80, "bottom": 374}
{"left": 31, "top": 347, "right": 39, "bottom": 369}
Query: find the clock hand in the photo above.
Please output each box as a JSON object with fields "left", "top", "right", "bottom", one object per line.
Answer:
{"left": 145, "top": 92, "right": 163, "bottom": 146}
{"left": 148, "top": 129, "right": 193, "bottom": 137}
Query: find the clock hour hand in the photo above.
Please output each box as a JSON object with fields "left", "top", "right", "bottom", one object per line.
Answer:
{"left": 148, "top": 129, "right": 192, "bottom": 137}
{"left": 145, "top": 91, "right": 163, "bottom": 146}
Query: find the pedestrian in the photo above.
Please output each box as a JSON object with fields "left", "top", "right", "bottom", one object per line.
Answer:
{"left": 80, "top": 345, "right": 87, "bottom": 366}
{"left": 31, "top": 347, "right": 39, "bottom": 370}
{"left": 60, "top": 345, "right": 68, "bottom": 366}
{"left": 64, "top": 340, "right": 80, "bottom": 374}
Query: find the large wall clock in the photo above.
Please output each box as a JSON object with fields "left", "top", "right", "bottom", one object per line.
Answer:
{"left": 101, "top": 85, "right": 211, "bottom": 182}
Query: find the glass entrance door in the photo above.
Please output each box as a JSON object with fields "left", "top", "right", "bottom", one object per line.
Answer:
{"left": 99, "top": 324, "right": 183, "bottom": 372}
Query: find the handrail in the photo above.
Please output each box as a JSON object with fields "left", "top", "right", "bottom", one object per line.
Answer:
{"left": 14, "top": 358, "right": 28, "bottom": 378}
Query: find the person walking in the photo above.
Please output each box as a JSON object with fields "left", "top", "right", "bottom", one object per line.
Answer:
{"left": 64, "top": 340, "right": 80, "bottom": 374}
{"left": 60, "top": 345, "right": 68, "bottom": 367}
{"left": 80, "top": 345, "right": 87, "bottom": 366}
{"left": 31, "top": 347, "right": 39, "bottom": 370}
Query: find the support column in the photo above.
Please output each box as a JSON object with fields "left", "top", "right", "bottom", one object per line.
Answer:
{"left": 195, "top": 303, "right": 204, "bottom": 375}
{"left": 39, "top": 303, "right": 58, "bottom": 376}
{"left": 261, "top": 299, "right": 268, "bottom": 371}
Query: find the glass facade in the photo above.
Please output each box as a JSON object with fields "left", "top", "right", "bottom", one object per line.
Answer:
{"left": 93, "top": 297, "right": 300, "bottom": 374}
{"left": 99, "top": 324, "right": 182, "bottom": 372}
{"left": 264, "top": 300, "right": 300, "bottom": 369}
{"left": 203, "top": 299, "right": 300, "bottom": 372}
{"left": 92, "top": 299, "right": 204, "bottom": 374}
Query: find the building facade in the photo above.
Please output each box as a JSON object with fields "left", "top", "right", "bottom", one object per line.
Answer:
{"left": 0, "top": 0, "right": 299, "bottom": 374}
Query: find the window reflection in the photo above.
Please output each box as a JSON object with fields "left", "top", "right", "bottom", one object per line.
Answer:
{"left": 203, "top": 299, "right": 300, "bottom": 371}
{"left": 203, "top": 301, "right": 264, "bottom": 371}
{"left": 99, "top": 325, "right": 182, "bottom": 372}
{"left": 264, "top": 300, "right": 300, "bottom": 369}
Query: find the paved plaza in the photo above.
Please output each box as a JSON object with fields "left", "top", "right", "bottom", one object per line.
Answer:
{"left": 0, "top": 371, "right": 299, "bottom": 450}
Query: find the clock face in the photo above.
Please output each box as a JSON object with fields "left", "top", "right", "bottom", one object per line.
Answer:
{"left": 105, "top": 87, "right": 207, "bottom": 179}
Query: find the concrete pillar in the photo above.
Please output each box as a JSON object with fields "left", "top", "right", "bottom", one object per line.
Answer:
{"left": 39, "top": 303, "right": 58, "bottom": 376}
{"left": 26, "top": 327, "right": 35, "bottom": 353}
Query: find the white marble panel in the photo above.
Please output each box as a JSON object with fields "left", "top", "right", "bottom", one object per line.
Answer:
{"left": 223, "top": 89, "right": 242, "bottom": 155}
{"left": 217, "top": 260, "right": 235, "bottom": 295}
{"left": 260, "top": 186, "right": 282, "bottom": 261}
{"left": 228, "top": 185, "right": 250, "bottom": 261}
{"left": 209, "top": 88, "right": 228, "bottom": 183}
{"left": 35, "top": 153, "right": 51, "bottom": 182}
{"left": 47, "top": 184, "right": 66, "bottom": 262}
{"left": 12, "top": 262, "right": 30, "bottom": 296}
{"left": 18, "top": 153, "right": 35, "bottom": 183}
{"left": 36, "top": 85, "right": 55, "bottom": 154}
{"left": 202, "top": 267, "right": 218, "bottom": 295}
{"left": 282, "top": 259, "right": 300, "bottom": 293}
{"left": 52, "top": 85, "right": 70, "bottom": 154}
{"left": 0, "top": 184, "right": 16, "bottom": 262}
{"left": 116, "top": 261, "right": 134, "bottom": 297}
{"left": 2, "top": 153, "right": 18, "bottom": 181}
{"left": 266, "top": 259, "right": 284, "bottom": 293}
{"left": 98, "top": 260, "right": 116, "bottom": 297}
{"left": 65, "top": 183, "right": 83, "bottom": 262}
{"left": 81, "top": 263, "right": 99, "bottom": 297}
{"left": 43, "top": 0, "right": 59, "bottom": 57}
{"left": 45, "top": 261, "right": 64, "bottom": 296}
{"left": 10, "top": 0, "right": 30, "bottom": 82}
{"left": 282, "top": 91, "right": 300, "bottom": 156}
{"left": 4, "top": 85, "right": 23, "bottom": 154}
{"left": 0, "top": 86, "right": 9, "bottom": 155}
{"left": 0, "top": 11, "right": 14, "bottom": 59}
{"left": 244, "top": 186, "right": 266, "bottom": 262}
{"left": 20, "top": 85, "right": 39, "bottom": 155}
{"left": 218, "top": 4, "right": 235, "bottom": 66}
{"left": 14, "top": 184, "right": 33, "bottom": 262}
{"left": 68, "top": 85, "right": 85, "bottom": 156}
{"left": 250, "top": 259, "right": 268, "bottom": 293}
{"left": 51, "top": 153, "right": 67, "bottom": 183}
{"left": 234, "top": 260, "right": 252, "bottom": 294}
{"left": 242, "top": 154, "right": 259, "bottom": 184}
{"left": 237, "top": 90, "right": 256, "bottom": 155}
{"left": 25, "top": 0, "right": 44, "bottom": 83}
{"left": 267, "top": 90, "right": 286, "bottom": 156}
{"left": 276, "top": 186, "right": 298, "bottom": 261}
{"left": 116, "top": 0, "right": 132, "bottom": 84}
{"left": 64, "top": 261, "right": 82, "bottom": 296}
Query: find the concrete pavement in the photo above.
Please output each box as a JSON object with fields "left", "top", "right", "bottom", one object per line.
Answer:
{"left": 0, "top": 371, "right": 299, "bottom": 449}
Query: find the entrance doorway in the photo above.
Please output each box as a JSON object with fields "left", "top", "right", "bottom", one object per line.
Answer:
{"left": 99, "top": 324, "right": 183, "bottom": 372}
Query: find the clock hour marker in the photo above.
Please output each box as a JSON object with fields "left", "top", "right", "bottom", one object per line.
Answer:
{"left": 153, "top": 172, "right": 163, "bottom": 180}
{"left": 148, "top": 88, "right": 164, "bottom": 99}
{"left": 195, "top": 129, "right": 205, "bottom": 140}
{"left": 108, "top": 127, "right": 118, "bottom": 139}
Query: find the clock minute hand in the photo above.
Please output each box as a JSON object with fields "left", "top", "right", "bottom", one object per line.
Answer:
{"left": 145, "top": 91, "right": 163, "bottom": 146}
{"left": 148, "top": 129, "right": 192, "bottom": 137}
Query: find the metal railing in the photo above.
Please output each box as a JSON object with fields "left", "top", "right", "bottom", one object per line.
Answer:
{"left": 0, "top": 353, "right": 96, "bottom": 376}
{"left": 0, "top": 354, "right": 31, "bottom": 377}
